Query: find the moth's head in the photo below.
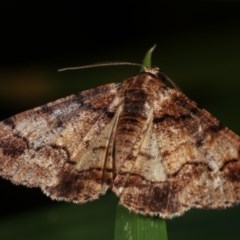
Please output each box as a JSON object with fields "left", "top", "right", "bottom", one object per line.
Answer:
{"left": 140, "top": 67, "right": 167, "bottom": 90}
{"left": 142, "top": 67, "right": 160, "bottom": 77}
{"left": 142, "top": 67, "right": 179, "bottom": 90}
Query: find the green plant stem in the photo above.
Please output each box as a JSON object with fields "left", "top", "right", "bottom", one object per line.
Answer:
{"left": 114, "top": 45, "right": 168, "bottom": 240}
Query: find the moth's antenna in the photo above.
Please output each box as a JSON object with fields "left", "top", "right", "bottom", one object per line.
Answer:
{"left": 159, "top": 72, "right": 182, "bottom": 91}
{"left": 58, "top": 62, "right": 143, "bottom": 72}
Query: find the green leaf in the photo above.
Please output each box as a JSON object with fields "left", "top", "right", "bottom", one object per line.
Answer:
{"left": 115, "top": 206, "right": 168, "bottom": 240}
{"left": 142, "top": 44, "right": 156, "bottom": 69}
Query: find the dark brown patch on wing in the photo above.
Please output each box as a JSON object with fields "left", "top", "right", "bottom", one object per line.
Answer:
{"left": 149, "top": 183, "right": 180, "bottom": 214}
{"left": 116, "top": 173, "right": 183, "bottom": 217}
{"left": 0, "top": 134, "right": 27, "bottom": 157}
{"left": 224, "top": 161, "right": 240, "bottom": 182}
{"left": 45, "top": 167, "right": 104, "bottom": 202}
{"left": 3, "top": 118, "right": 15, "bottom": 128}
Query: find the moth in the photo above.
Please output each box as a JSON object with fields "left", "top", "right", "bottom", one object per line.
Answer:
{"left": 0, "top": 67, "right": 240, "bottom": 219}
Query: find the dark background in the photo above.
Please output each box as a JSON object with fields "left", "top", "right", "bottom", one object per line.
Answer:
{"left": 0, "top": 1, "right": 240, "bottom": 240}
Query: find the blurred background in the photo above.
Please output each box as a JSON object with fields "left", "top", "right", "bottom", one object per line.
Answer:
{"left": 0, "top": 1, "right": 240, "bottom": 239}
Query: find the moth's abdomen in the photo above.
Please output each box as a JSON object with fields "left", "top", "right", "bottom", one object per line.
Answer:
{"left": 114, "top": 87, "right": 152, "bottom": 172}
{"left": 118, "top": 87, "right": 151, "bottom": 134}
{"left": 114, "top": 115, "right": 147, "bottom": 173}
{"left": 117, "top": 114, "right": 146, "bottom": 135}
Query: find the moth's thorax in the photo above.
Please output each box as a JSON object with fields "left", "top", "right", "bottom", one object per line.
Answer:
{"left": 120, "top": 72, "right": 165, "bottom": 116}
{"left": 122, "top": 71, "right": 165, "bottom": 100}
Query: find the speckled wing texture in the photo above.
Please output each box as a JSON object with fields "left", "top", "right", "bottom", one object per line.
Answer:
{"left": 1, "top": 68, "right": 240, "bottom": 219}
{"left": 0, "top": 82, "right": 122, "bottom": 203}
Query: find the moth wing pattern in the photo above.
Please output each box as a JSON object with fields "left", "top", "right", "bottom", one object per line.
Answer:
{"left": 0, "top": 82, "right": 121, "bottom": 203}
{"left": 1, "top": 67, "right": 240, "bottom": 219}
{"left": 114, "top": 80, "right": 240, "bottom": 218}
{"left": 153, "top": 87, "right": 240, "bottom": 213}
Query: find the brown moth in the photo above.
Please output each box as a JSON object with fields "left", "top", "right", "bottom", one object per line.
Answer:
{"left": 0, "top": 67, "right": 240, "bottom": 219}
